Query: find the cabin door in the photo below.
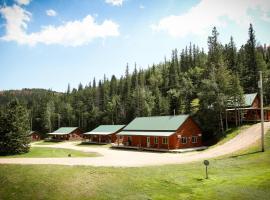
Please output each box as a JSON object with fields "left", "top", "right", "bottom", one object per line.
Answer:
{"left": 147, "top": 137, "right": 150, "bottom": 148}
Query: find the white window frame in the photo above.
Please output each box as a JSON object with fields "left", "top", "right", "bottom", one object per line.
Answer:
{"left": 181, "top": 137, "right": 187, "bottom": 144}
{"left": 154, "top": 137, "right": 158, "bottom": 144}
{"left": 162, "top": 137, "right": 168, "bottom": 144}
{"left": 191, "top": 136, "right": 198, "bottom": 143}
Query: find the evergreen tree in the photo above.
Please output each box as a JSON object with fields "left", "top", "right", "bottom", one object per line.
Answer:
{"left": 0, "top": 99, "right": 30, "bottom": 155}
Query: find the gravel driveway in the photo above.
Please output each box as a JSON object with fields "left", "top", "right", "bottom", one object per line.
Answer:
{"left": 1, "top": 122, "right": 269, "bottom": 167}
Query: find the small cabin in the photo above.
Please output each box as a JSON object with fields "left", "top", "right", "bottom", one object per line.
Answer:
{"left": 83, "top": 125, "right": 125, "bottom": 144}
{"left": 29, "top": 131, "right": 41, "bottom": 141}
{"left": 115, "top": 115, "right": 202, "bottom": 150}
{"left": 48, "top": 127, "right": 82, "bottom": 140}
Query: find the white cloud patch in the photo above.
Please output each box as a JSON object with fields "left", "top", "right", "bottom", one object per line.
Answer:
{"left": 46, "top": 9, "right": 57, "bottom": 17}
{"left": 105, "top": 0, "right": 123, "bottom": 7}
{"left": 15, "top": 0, "right": 31, "bottom": 5}
{"left": 0, "top": 5, "right": 120, "bottom": 46}
{"left": 151, "top": 0, "right": 270, "bottom": 37}
{"left": 139, "top": 5, "right": 145, "bottom": 9}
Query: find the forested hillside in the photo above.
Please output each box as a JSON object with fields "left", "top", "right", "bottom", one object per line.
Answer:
{"left": 1, "top": 24, "right": 270, "bottom": 139}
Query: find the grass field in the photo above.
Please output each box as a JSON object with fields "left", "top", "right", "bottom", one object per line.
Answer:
{"left": 0, "top": 147, "right": 100, "bottom": 158}
{"left": 209, "top": 125, "right": 251, "bottom": 149}
{"left": 0, "top": 133, "right": 269, "bottom": 200}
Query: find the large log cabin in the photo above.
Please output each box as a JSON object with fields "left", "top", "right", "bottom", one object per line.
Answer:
{"left": 115, "top": 115, "right": 202, "bottom": 150}
{"left": 226, "top": 93, "right": 270, "bottom": 123}
{"left": 83, "top": 125, "right": 125, "bottom": 144}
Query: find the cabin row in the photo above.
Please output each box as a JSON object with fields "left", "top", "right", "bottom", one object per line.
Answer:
{"left": 29, "top": 93, "right": 269, "bottom": 151}
{"left": 30, "top": 114, "right": 203, "bottom": 150}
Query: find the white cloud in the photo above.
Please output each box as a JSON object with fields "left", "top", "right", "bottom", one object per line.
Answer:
{"left": 139, "top": 5, "right": 145, "bottom": 9}
{"left": 15, "top": 0, "right": 31, "bottom": 5}
{"left": 151, "top": 0, "right": 270, "bottom": 37}
{"left": 0, "top": 5, "right": 120, "bottom": 46}
{"left": 105, "top": 0, "right": 123, "bottom": 7}
{"left": 46, "top": 9, "right": 57, "bottom": 17}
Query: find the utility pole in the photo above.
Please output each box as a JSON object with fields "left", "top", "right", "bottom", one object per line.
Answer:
{"left": 259, "top": 71, "right": 264, "bottom": 152}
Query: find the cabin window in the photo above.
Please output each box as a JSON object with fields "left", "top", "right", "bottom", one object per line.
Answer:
{"left": 192, "top": 136, "right": 198, "bottom": 143}
{"left": 181, "top": 137, "right": 187, "bottom": 144}
{"left": 162, "top": 137, "right": 168, "bottom": 144}
{"left": 154, "top": 137, "right": 158, "bottom": 144}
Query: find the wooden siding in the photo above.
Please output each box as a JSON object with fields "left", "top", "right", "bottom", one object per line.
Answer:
{"left": 52, "top": 128, "right": 82, "bottom": 140}
{"left": 118, "top": 117, "right": 202, "bottom": 150}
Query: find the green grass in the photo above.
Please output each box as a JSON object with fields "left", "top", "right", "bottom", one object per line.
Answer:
{"left": 0, "top": 147, "right": 100, "bottom": 158}
{"left": 0, "top": 133, "right": 270, "bottom": 200}
{"left": 209, "top": 125, "right": 251, "bottom": 149}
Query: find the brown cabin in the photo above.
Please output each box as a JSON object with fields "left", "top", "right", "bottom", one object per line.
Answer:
{"left": 48, "top": 127, "right": 82, "bottom": 140}
{"left": 83, "top": 125, "right": 125, "bottom": 144}
{"left": 115, "top": 115, "right": 203, "bottom": 150}
{"left": 29, "top": 131, "right": 41, "bottom": 141}
{"left": 226, "top": 93, "right": 270, "bottom": 123}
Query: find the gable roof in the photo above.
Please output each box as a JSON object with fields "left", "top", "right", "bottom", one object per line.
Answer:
{"left": 227, "top": 93, "right": 258, "bottom": 108}
{"left": 49, "top": 127, "right": 78, "bottom": 135}
{"left": 84, "top": 125, "right": 125, "bottom": 135}
{"left": 29, "top": 131, "right": 38, "bottom": 136}
{"left": 123, "top": 115, "right": 189, "bottom": 131}
{"left": 244, "top": 93, "right": 258, "bottom": 107}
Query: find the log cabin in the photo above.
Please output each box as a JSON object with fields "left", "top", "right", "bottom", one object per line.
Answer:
{"left": 226, "top": 93, "right": 270, "bottom": 123}
{"left": 115, "top": 115, "right": 202, "bottom": 150}
{"left": 83, "top": 125, "right": 125, "bottom": 144}
{"left": 29, "top": 131, "right": 41, "bottom": 141}
{"left": 48, "top": 127, "right": 82, "bottom": 141}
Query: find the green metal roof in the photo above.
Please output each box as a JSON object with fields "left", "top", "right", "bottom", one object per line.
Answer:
{"left": 117, "top": 131, "right": 175, "bottom": 137}
{"left": 123, "top": 115, "right": 189, "bottom": 131}
{"left": 84, "top": 125, "right": 125, "bottom": 135}
{"left": 244, "top": 93, "right": 257, "bottom": 107}
{"left": 50, "top": 127, "right": 78, "bottom": 135}
{"left": 227, "top": 93, "right": 257, "bottom": 108}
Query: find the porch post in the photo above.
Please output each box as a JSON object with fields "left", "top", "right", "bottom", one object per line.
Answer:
{"left": 117, "top": 135, "right": 119, "bottom": 146}
{"left": 167, "top": 137, "right": 169, "bottom": 150}
{"left": 158, "top": 137, "right": 160, "bottom": 149}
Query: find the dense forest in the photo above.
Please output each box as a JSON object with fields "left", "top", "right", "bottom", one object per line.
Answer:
{"left": 1, "top": 24, "right": 270, "bottom": 140}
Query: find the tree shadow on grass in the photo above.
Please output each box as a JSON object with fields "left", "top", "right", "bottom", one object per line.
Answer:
{"left": 229, "top": 150, "right": 262, "bottom": 158}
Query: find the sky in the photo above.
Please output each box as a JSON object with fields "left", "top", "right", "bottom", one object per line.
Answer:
{"left": 0, "top": 0, "right": 270, "bottom": 92}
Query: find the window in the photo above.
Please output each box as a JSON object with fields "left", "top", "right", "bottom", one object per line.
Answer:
{"left": 181, "top": 137, "right": 187, "bottom": 144}
{"left": 192, "top": 136, "right": 198, "bottom": 143}
{"left": 128, "top": 136, "right": 132, "bottom": 141}
{"left": 162, "top": 137, "right": 168, "bottom": 144}
{"left": 154, "top": 137, "right": 158, "bottom": 144}
{"left": 147, "top": 137, "right": 150, "bottom": 143}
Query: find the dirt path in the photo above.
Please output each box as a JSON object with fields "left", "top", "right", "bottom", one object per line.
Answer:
{"left": 1, "top": 122, "right": 269, "bottom": 167}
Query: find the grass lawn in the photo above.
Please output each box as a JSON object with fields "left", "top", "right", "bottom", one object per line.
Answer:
{"left": 0, "top": 147, "right": 100, "bottom": 158}
{"left": 209, "top": 125, "right": 251, "bottom": 149}
{"left": 0, "top": 133, "right": 270, "bottom": 200}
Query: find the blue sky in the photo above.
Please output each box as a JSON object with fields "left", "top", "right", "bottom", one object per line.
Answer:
{"left": 0, "top": 0, "right": 270, "bottom": 92}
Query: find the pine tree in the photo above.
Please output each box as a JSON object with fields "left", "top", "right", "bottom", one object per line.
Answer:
{"left": 0, "top": 99, "right": 30, "bottom": 155}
